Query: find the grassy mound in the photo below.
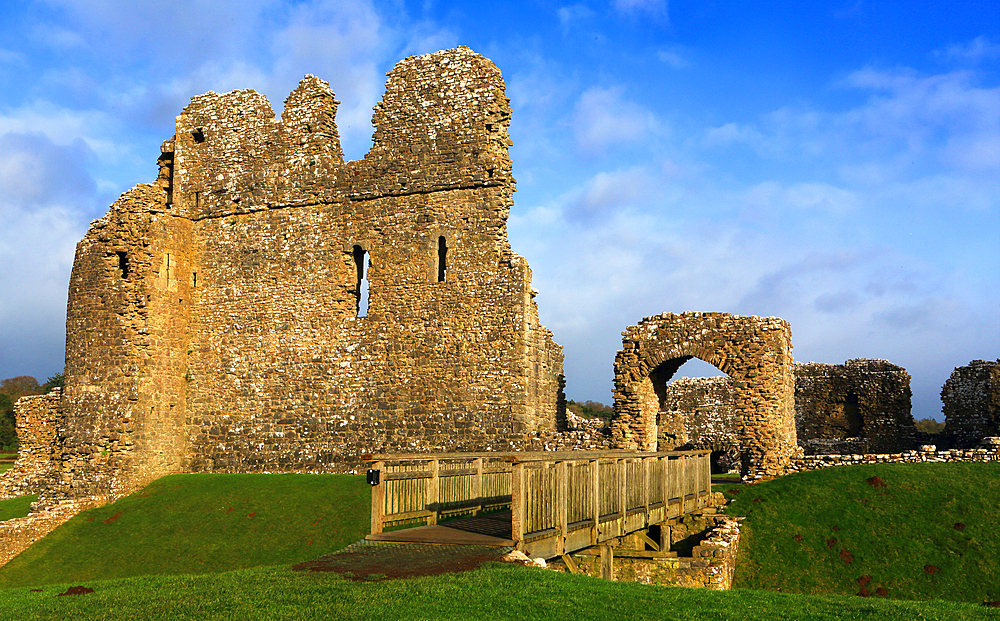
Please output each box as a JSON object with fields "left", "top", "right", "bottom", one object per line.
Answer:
{"left": 0, "top": 494, "right": 36, "bottom": 521}
{"left": 725, "top": 461, "right": 1000, "bottom": 604}
{"left": 1, "top": 562, "right": 998, "bottom": 620}
{"left": 0, "top": 473, "right": 369, "bottom": 588}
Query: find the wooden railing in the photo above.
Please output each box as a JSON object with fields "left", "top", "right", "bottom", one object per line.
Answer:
{"left": 365, "top": 452, "right": 512, "bottom": 534}
{"left": 364, "top": 450, "right": 711, "bottom": 558}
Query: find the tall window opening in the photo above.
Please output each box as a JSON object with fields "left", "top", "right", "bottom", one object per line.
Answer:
{"left": 437, "top": 236, "right": 448, "bottom": 282}
{"left": 353, "top": 245, "right": 369, "bottom": 317}
{"left": 116, "top": 252, "right": 129, "bottom": 279}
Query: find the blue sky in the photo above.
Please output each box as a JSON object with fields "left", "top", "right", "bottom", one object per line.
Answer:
{"left": 0, "top": 1, "right": 997, "bottom": 421}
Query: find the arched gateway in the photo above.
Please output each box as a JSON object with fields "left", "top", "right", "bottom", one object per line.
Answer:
{"left": 610, "top": 312, "right": 797, "bottom": 477}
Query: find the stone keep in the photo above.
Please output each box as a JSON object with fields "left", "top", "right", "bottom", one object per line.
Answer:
{"left": 942, "top": 360, "right": 1000, "bottom": 448}
{"left": 611, "top": 312, "right": 797, "bottom": 477}
{"left": 794, "top": 359, "right": 915, "bottom": 455}
{"left": 56, "top": 47, "right": 564, "bottom": 501}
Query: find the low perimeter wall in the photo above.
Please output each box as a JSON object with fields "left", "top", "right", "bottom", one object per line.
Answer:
{"left": 789, "top": 445, "right": 1000, "bottom": 473}
{"left": 0, "top": 499, "right": 100, "bottom": 567}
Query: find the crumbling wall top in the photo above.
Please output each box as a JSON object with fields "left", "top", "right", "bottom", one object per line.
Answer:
{"left": 168, "top": 47, "right": 513, "bottom": 219}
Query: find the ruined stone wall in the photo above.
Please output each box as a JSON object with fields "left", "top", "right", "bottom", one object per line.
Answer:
{"left": 657, "top": 377, "right": 740, "bottom": 472}
{"left": 790, "top": 444, "right": 1000, "bottom": 473}
{"left": 794, "top": 359, "right": 915, "bottom": 455}
{"left": 0, "top": 499, "right": 98, "bottom": 568}
{"left": 0, "top": 392, "right": 63, "bottom": 499}
{"left": 54, "top": 47, "right": 564, "bottom": 501}
{"left": 611, "top": 312, "right": 797, "bottom": 478}
{"left": 942, "top": 360, "right": 1000, "bottom": 448}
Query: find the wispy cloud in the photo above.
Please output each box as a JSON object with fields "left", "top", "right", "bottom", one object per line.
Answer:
{"left": 657, "top": 45, "right": 690, "bottom": 69}
{"left": 613, "top": 0, "right": 668, "bottom": 15}
{"left": 572, "top": 86, "right": 660, "bottom": 153}
{"left": 932, "top": 36, "right": 1000, "bottom": 64}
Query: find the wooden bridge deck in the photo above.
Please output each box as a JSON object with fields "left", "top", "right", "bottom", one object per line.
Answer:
{"left": 363, "top": 450, "right": 711, "bottom": 559}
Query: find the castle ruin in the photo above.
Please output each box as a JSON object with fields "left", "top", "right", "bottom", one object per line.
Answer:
{"left": 610, "top": 312, "right": 798, "bottom": 477}
{"left": 794, "top": 359, "right": 915, "bottom": 454}
{"left": 942, "top": 360, "right": 1000, "bottom": 448}
{"left": 28, "top": 47, "right": 565, "bottom": 502}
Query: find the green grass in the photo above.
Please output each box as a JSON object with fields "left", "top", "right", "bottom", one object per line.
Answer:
{"left": 0, "top": 494, "right": 36, "bottom": 521}
{"left": 0, "top": 463, "right": 13, "bottom": 474}
{"left": 0, "top": 473, "right": 369, "bottom": 588}
{"left": 3, "top": 463, "right": 1000, "bottom": 619}
{"left": 0, "top": 561, "right": 997, "bottom": 621}
{"left": 725, "top": 461, "right": 1000, "bottom": 604}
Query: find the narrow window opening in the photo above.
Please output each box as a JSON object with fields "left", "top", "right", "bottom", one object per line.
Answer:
{"left": 194, "top": 191, "right": 200, "bottom": 210}
{"left": 165, "top": 254, "right": 172, "bottom": 282}
{"left": 353, "top": 245, "right": 369, "bottom": 317}
{"left": 191, "top": 128, "right": 205, "bottom": 143}
{"left": 116, "top": 252, "right": 129, "bottom": 279}
{"left": 437, "top": 236, "right": 447, "bottom": 282}
{"left": 192, "top": 271, "right": 198, "bottom": 287}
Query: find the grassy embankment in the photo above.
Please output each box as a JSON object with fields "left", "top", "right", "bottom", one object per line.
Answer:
{"left": 0, "top": 473, "right": 369, "bottom": 588}
{"left": 0, "top": 452, "right": 16, "bottom": 474}
{"left": 723, "top": 461, "right": 1000, "bottom": 604}
{"left": 0, "top": 494, "right": 36, "bottom": 521}
{"left": 0, "top": 463, "right": 998, "bottom": 619}
{"left": 0, "top": 561, "right": 995, "bottom": 621}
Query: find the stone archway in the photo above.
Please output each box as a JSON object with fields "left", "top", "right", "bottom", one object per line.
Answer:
{"left": 611, "top": 312, "right": 797, "bottom": 477}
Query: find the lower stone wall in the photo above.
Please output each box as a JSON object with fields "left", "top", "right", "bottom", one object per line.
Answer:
{"left": 789, "top": 444, "right": 1000, "bottom": 473}
{"left": 0, "top": 391, "right": 63, "bottom": 500}
{"left": 526, "top": 411, "right": 612, "bottom": 451}
{"left": 550, "top": 512, "right": 742, "bottom": 589}
{"left": 0, "top": 498, "right": 99, "bottom": 567}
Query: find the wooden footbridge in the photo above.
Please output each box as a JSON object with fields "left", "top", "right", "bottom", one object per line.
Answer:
{"left": 363, "top": 450, "right": 711, "bottom": 565}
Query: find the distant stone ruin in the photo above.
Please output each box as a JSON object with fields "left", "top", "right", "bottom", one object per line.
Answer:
{"left": 794, "top": 359, "right": 915, "bottom": 455}
{"left": 610, "top": 312, "right": 798, "bottom": 477}
{"left": 942, "top": 360, "right": 1000, "bottom": 448}
{"left": 9, "top": 47, "right": 568, "bottom": 503}
{"left": 655, "top": 377, "right": 740, "bottom": 473}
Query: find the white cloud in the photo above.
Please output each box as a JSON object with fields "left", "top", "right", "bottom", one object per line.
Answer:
{"left": 701, "top": 121, "right": 763, "bottom": 147}
{"left": 0, "top": 102, "right": 125, "bottom": 163}
{"left": 932, "top": 36, "right": 1000, "bottom": 64}
{"left": 657, "top": 45, "right": 690, "bottom": 69}
{"left": 613, "top": 0, "right": 667, "bottom": 14}
{"left": 0, "top": 49, "right": 25, "bottom": 65}
{"left": 572, "top": 86, "right": 660, "bottom": 153}
{"left": 558, "top": 4, "right": 594, "bottom": 27}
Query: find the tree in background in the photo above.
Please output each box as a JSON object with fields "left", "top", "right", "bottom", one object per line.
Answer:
{"left": 0, "top": 374, "right": 52, "bottom": 452}
{"left": 41, "top": 373, "right": 64, "bottom": 393}
{"left": 0, "top": 393, "right": 15, "bottom": 453}
{"left": 0, "top": 376, "right": 41, "bottom": 398}
{"left": 566, "top": 399, "right": 615, "bottom": 422}
{"left": 915, "top": 418, "right": 945, "bottom": 435}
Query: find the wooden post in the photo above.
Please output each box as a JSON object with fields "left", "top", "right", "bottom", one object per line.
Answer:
{"left": 643, "top": 456, "right": 651, "bottom": 518}
{"left": 600, "top": 545, "right": 614, "bottom": 580}
{"left": 473, "top": 457, "right": 483, "bottom": 516}
{"left": 660, "top": 456, "right": 669, "bottom": 512}
{"left": 591, "top": 458, "right": 600, "bottom": 545}
{"left": 702, "top": 452, "right": 711, "bottom": 495}
{"left": 618, "top": 458, "right": 626, "bottom": 529}
{"left": 427, "top": 458, "right": 439, "bottom": 526}
{"left": 370, "top": 460, "right": 385, "bottom": 535}
{"left": 511, "top": 461, "right": 525, "bottom": 547}
{"left": 557, "top": 460, "right": 568, "bottom": 555}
